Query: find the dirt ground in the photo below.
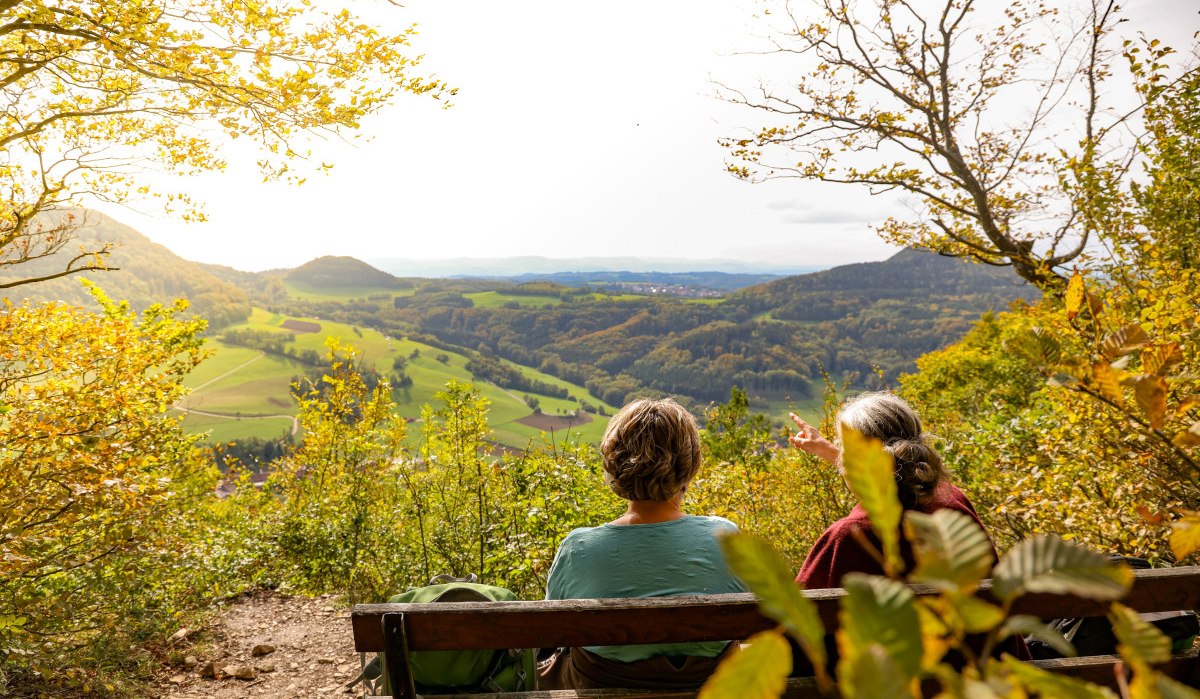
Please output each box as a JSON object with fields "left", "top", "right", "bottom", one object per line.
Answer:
{"left": 151, "top": 592, "right": 370, "bottom": 699}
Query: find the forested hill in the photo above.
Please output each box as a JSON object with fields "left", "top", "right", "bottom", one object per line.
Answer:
{"left": 369, "top": 248, "right": 1041, "bottom": 408}
{"left": 287, "top": 255, "right": 413, "bottom": 289}
{"left": 727, "top": 248, "right": 1036, "bottom": 318}
{"left": 0, "top": 210, "right": 251, "bottom": 330}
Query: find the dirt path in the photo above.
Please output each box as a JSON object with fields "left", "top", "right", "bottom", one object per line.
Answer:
{"left": 152, "top": 592, "right": 366, "bottom": 698}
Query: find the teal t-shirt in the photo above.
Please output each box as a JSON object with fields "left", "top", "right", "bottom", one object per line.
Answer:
{"left": 545, "top": 514, "right": 746, "bottom": 662}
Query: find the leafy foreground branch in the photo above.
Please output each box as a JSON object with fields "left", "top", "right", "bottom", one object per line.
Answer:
{"left": 701, "top": 431, "right": 1199, "bottom": 699}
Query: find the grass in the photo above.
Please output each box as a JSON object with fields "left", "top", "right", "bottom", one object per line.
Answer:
{"left": 283, "top": 281, "right": 415, "bottom": 302}
{"left": 185, "top": 307, "right": 619, "bottom": 448}
{"left": 179, "top": 412, "right": 295, "bottom": 443}
{"left": 755, "top": 395, "right": 827, "bottom": 429}
{"left": 464, "top": 291, "right": 562, "bottom": 309}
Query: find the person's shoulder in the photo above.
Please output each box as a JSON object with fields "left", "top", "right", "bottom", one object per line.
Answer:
{"left": 560, "top": 524, "right": 602, "bottom": 543}
{"left": 687, "top": 514, "right": 740, "bottom": 532}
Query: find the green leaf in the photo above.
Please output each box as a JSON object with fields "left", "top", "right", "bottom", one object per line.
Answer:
{"left": 1101, "top": 324, "right": 1151, "bottom": 360}
{"left": 904, "top": 509, "right": 995, "bottom": 592}
{"left": 697, "top": 629, "right": 791, "bottom": 699}
{"left": 717, "top": 532, "right": 828, "bottom": 675}
{"left": 1110, "top": 602, "right": 1171, "bottom": 666}
{"left": 1011, "top": 327, "right": 1063, "bottom": 368}
{"left": 1169, "top": 513, "right": 1200, "bottom": 560}
{"left": 840, "top": 574, "right": 923, "bottom": 682}
{"left": 1003, "top": 656, "right": 1118, "bottom": 698}
{"left": 841, "top": 427, "right": 903, "bottom": 575}
{"left": 1000, "top": 614, "right": 1076, "bottom": 658}
{"left": 839, "top": 643, "right": 913, "bottom": 699}
{"left": 950, "top": 594, "right": 1007, "bottom": 634}
{"left": 991, "top": 536, "right": 1133, "bottom": 603}
{"left": 0, "top": 614, "right": 27, "bottom": 632}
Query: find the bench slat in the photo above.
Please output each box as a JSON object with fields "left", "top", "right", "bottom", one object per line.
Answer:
{"left": 352, "top": 566, "right": 1200, "bottom": 653}
{"left": 362, "top": 649, "right": 1200, "bottom": 698}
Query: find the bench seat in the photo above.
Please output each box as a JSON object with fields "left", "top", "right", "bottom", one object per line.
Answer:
{"left": 353, "top": 566, "right": 1200, "bottom": 698}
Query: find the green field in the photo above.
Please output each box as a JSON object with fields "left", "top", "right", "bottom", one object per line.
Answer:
{"left": 756, "top": 396, "right": 826, "bottom": 429}
{"left": 180, "top": 308, "right": 619, "bottom": 447}
{"left": 464, "top": 291, "right": 563, "bottom": 308}
{"left": 283, "top": 281, "right": 415, "bottom": 302}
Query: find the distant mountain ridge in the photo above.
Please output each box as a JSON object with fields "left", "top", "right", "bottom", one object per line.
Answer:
{"left": 471, "top": 270, "right": 785, "bottom": 292}
{"left": 369, "top": 255, "right": 829, "bottom": 278}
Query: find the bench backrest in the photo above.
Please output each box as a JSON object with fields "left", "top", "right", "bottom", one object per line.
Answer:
{"left": 351, "top": 566, "right": 1200, "bottom": 697}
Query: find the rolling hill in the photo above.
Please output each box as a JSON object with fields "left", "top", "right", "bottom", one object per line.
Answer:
{"left": 0, "top": 209, "right": 251, "bottom": 329}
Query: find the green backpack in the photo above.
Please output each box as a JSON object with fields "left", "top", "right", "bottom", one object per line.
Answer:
{"left": 358, "top": 575, "right": 536, "bottom": 695}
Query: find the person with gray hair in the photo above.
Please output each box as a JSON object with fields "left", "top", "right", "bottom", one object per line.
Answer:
{"left": 786, "top": 392, "right": 1031, "bottom": 665}
{"left": 787, "top": 391, "right": 995, "bottom": 588}
{"left": 538, "top": 398, "right": 746, "bottom": 690}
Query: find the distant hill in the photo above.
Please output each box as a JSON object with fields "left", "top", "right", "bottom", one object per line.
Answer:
{"left": 728, "top": 247, "right": 1036, "bottom": 319}
{"left": 370, "top": 255, "right": 826, "bottom": 278}
{"left": 387, "top": 248, "right": 1042, "bottom": 407}
{"left": 0, "top": 210, "right": 251, "bottom": 330}
{"left": 288, "top": 256, "right": 411, "bottom": 289}
{"left": 477, "top": 270, "right": 785, "bottom": 292}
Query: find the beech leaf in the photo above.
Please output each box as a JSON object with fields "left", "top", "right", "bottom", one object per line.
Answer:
{"left": 1134, "top": 376, "right": 1169, "bottom": 430}
{"left": 1101, "top": 324, "right": 1151, "bottom": 361}
{"left": 839, "top": 574, "right": 923, "bottom": 682}
{"left": 841, "top": 427, "right": 903, "bottom": 576}
{"left": 717, "top": 532, "right": 828, "bottom": 675}
{"left": 904, "top": 509, "right": 994, "bottom": 592}
{"left": 991, "top": 536, "right": 1132, "bottom": 603}
{"left": 697, "top": 629, "right": 791, "bottom": 699}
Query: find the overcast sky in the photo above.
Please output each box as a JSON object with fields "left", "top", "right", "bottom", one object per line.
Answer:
{"left": 96, "top": 0, "right": 1199, "bottom": 273}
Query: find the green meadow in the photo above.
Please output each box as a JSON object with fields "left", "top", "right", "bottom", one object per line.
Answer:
{"left": 283, "top": 281, "right": 416, "bottom": 301}
{"left": 180, "top": 308, "right": 619, "bottom": 447}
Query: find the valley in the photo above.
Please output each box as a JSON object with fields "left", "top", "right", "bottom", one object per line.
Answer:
{"left": 10, "top": 211, "right": 1039, "bottom": 451}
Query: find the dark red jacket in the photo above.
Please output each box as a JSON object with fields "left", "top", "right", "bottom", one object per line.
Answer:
{"left": 795, "top": 482, "right": 1031, "bottom": 661}
{"left": 797, "top": 482, "right": 989, "bottom": 589}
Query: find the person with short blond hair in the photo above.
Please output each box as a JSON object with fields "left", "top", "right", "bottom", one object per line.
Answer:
{"left": 539, "top": 398, "right": 745, "bottom": 690}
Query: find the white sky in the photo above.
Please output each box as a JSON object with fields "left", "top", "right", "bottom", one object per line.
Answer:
{"left": 96, "top": 0, "right": 1199, "bottom": 273}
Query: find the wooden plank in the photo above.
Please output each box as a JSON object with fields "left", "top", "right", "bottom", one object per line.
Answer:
{"left": 1024, "top": 648, "right": 1199, "bottom": 688}
{"left": 401, "top": 675, "right": 828, "bottom": 698}
{"left": 352, "top": 567, "right": 1200, "bottom": 653}
{"left": 366, "top": 652, "right": 1200, "bottom": 699}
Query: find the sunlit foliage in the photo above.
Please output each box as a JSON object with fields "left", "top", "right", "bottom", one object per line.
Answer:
{"left": 0, "top": 0, "right": 451, "bottom": 288}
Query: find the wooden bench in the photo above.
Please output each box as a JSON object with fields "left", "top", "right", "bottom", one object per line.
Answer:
{"left": 351, "top": 565, "right": 1200, "bottom": 698}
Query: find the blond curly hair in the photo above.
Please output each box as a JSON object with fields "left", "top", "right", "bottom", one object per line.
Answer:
{"left": 600, "top": 398, "right": 702, "bottom": 502}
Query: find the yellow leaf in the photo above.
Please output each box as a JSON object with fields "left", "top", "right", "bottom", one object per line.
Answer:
{"left": 1175, "top": 422, "right": 1200, "bottom": 448}
{"left": 1142, "top": 343, "right": 1183, "bottom": 377}
{"left": 1091, "top": 361, "right": 1124, "bottom": 404}
{"left": 1065, "top": 271, "right": 1085, "bottom": 320}
{"left": 1134, "top": 376, "right": 1169, "bottom": 430}
{"left": 1169, "top": 514, "right": 1200, "bottom": 561}
{"left": 841, "top": 427, "right": 903, "bottom": 576}
{"left": 697, "top": 629, "right": 791, "bottom": 699}
{"left": 1101, "top": 324, "right": 1151, "bottom": 360}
